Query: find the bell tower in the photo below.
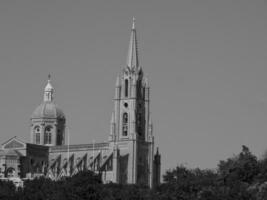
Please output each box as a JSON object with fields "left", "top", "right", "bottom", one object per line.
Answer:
{"left": 111, "top": 18, "right": 152, "bottom": 142}
{"left": 110, "top": 18, "right": 155, "bottom": 187}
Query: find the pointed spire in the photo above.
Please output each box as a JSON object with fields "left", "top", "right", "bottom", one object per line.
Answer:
{"left": 126, "top": 17, "right": 139, "bottom": 70}
{"left": 148, "top": 114, "right": 153, "bottom": 136}
{"left": 110, "top": 112, "right": 115, "bottom": 124}
{"left": 149, "top": 115, "right": 152, "bottom": 125}
{"left": 109, "top": 112, "right": 116, "bottom": 141}
{"left": 143, "top": 76, "right": 149, "bottom": 87}
{"left": 44, "top": 74, "right": 54, "bottom": 102}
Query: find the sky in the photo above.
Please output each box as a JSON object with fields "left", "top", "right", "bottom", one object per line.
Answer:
{"left": 0, "top": 0, "right": 266, "bottom": 175}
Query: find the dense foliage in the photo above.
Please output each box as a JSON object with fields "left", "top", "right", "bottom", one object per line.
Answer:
{"left": 2, "top": 146, "right": 267, "bottom": 200}
{"left": 158, "top": 145, "right": 267, "bottom": 200}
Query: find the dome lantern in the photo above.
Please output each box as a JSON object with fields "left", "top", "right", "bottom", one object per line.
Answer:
{"left": 44, "top": 74, "right": 54, "bottom": 102}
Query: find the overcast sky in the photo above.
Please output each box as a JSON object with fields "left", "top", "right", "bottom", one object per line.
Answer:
{"left": 0, "top": 0, "right": 266, "bottom": 175}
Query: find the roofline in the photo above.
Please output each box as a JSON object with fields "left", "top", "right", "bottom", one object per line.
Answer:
{"left": 1, "top": 136, "right": 26, "bottom": 146}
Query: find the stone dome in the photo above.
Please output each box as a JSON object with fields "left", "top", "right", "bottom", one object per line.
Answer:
{"left": 31, "top": 101, "right": 65, "bottom": 119}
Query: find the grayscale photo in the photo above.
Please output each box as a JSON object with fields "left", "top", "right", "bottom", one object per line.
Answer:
{"left": 0, "top": 0, "right": 266, "bottom": 199}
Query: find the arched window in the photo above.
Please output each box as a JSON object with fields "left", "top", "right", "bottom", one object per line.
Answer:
{"left": 136, "top": 80, "right": 142, "bottom": 99}
{"left": 123, "top": 113, "right": 128, "bottom": 123}
{"left": 44, "top": 126, "right": 52, "bottom": 144}
{"left": 34, "top": 126, "right": 40, "bottom": 144}
{"left": 122, "top": 113, "right": 128, "bottom": 136}
{"left": 125, "top": 79, "right": 128, "bottom": 97}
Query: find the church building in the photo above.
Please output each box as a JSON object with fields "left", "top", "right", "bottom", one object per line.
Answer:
{"left": 0, "top": 19, "right": 161, "bottom": 188}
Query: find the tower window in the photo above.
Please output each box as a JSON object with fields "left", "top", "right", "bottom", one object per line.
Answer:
{"left": 123, "top": 113, "right": 128, "bottom": 123}
{"left": 44, "top": 126, "right": 52, "bottom": 144}
{"left": 122, "top": 113, "right": 128, "bottom": 136}
{"left": 125, "top": 79, "right": 128, "bottom": 97}
{"left": 137, "top": 80, "right": 142, "bottom": 98}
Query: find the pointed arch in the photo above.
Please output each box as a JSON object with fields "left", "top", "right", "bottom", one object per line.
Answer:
{"left": 122, "top": 112, "right": 128, "bottom": 136}
{"left": 125, "top": 79, "right": 129, "bottom": 97}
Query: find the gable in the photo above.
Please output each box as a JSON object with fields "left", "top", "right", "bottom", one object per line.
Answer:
{"left": 2, "top": 137, "right": 26, "bottom": 149}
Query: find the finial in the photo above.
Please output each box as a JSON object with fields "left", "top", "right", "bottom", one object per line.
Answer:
{"left": 44, "top": 73, "right": 54, "bottom": 102}
{"left": 132, "top": 17, "right": 135, "bottom": 29}
{"left": 149, "top": 114, "right": 152, "bottom": 125}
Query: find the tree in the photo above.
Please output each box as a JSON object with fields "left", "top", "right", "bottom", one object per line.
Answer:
{"left": 218, "top": 145, "right": 259, "bottom": 185}
{"left": 161, "top": 165, "right": 218, "bottom": 200}
{"left": 0, "top": 180, "right": 16, "bottom": 200}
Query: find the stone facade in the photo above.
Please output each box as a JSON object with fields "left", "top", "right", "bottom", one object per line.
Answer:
{"left": 0, "top": 19, "right": 161, "bottom": 188}
{"left": 0, "top": 137, "right": 49, "bottom": 179}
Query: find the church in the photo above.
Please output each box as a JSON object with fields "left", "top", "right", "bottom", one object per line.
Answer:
{"left": 0, "top": 19, "right": 161, "bottom": 188}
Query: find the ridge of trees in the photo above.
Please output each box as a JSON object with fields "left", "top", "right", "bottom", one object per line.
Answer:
{"left": 1, "top": 145, "right": 267, "bottom": 200}
{"left": 158, "top": 145, "right": 267, "bottom": 200}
